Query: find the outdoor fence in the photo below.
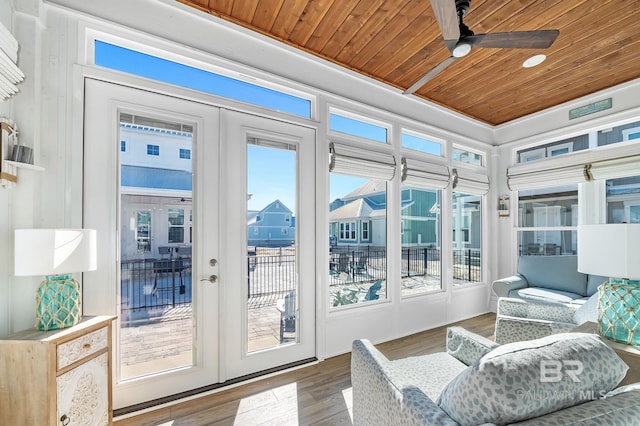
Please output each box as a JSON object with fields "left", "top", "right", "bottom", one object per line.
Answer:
{"left": 120, "top": 258, "right": 192, "bottom": 315}
{"left": 120, "top": 246, "right": 482, "bottom": 316}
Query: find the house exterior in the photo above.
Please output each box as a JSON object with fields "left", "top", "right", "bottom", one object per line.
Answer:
{"left": 119, "top": 120, "right": 194, "bottom": 261}
{"left": 248, "top": 199, "right": 295, "bottom": 247}
{"left": 329, "top": 179, "right": 480, "bottom": 250}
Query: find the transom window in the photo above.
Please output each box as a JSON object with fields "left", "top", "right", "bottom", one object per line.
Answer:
{"left": 452, "top": 147, "right": 484, "bottom": 166}
{"left": 401, "top": 130, "right": 443, "bottom": 156}
{"left": 329, "top": 110, "right": 388, "bottom": 143}
{"left": 94, "top": 40, "right": 312, "bottom": 118}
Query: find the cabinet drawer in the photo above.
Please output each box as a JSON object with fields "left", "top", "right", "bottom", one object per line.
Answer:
{"left": 58, "top": 327, "right": 108, "bottom": 370}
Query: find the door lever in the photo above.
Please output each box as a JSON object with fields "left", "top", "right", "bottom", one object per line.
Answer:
{"left": 200, "top": 275, "right": 218, "bottom": 283}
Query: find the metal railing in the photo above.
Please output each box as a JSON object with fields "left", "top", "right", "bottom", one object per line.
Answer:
{"left": 452, "top": 249, "right": 481, "bottom": 282}
{"left": 120, "top": 258, "right": 192, "bottom": 315}
{"left": 120, "top": 246, "right": 482, "bottom": 316}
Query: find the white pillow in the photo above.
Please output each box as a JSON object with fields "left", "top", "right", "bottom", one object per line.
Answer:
{"left": 573, "top": 293, "right": 599, "bottom": 325}
{"left": 437, "top": 333, "right": 628, "bottom": 426}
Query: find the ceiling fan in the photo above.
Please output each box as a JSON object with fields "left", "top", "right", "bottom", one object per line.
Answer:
{"left": 404, "top": 0, "right": 559, "bottom": 95}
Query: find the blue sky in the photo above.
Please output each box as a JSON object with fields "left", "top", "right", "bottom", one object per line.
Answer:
{"left": 97, "top": 40, "right": 440, "bottom": 214}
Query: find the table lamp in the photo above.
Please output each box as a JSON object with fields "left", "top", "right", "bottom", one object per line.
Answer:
{"left": 577, "top": 224, "right": 640, "bottom": 346}
{"left": 14, "top": 229, "right": 97, "bottom": 331}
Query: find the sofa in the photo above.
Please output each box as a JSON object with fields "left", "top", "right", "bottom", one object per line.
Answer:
{"left": 351, "top": 327, "right": 640, "bottom": 425}
{"left": 492, "top": 255, "right": 608, "bottom": 305}
{"left": 493, "top": 296, "right": 599, "bottom": 344}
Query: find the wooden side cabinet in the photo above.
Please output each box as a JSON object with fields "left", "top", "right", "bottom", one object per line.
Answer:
{"left": 0, "top": 315, "right": 115, "bottom": 425}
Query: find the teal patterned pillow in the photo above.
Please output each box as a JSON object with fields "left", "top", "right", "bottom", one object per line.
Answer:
{"left": 437, "top": 333, "right": 628, "bottom": 426}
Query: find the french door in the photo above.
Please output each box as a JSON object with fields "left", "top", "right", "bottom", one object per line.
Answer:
{"left": 83, "top": 79, "right": 315, "bottom": 409}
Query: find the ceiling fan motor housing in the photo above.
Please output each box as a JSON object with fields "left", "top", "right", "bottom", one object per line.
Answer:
{"left": 455, "top": 0, "right": 471, "bottom": 17}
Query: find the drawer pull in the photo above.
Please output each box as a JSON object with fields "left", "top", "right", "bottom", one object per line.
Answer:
{"left": 60, "top": 414, "right": 70, "bottom": 425}
{"left": 83, "top": 343, "right": 91, "bottom": 350}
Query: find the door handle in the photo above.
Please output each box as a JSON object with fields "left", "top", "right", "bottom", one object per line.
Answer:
{"left": 201, "top": 275, "right": 218, "bottom": 283}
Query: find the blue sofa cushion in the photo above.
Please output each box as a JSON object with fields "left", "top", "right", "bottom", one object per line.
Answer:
{"left": 518, "top": 255, "right": 588, "bottom": 296}
{"left": 587, "top": 274, "right": 608, "bottom": 296}
{"left": 510, "top": 287, "right": 584, "bottom": 303}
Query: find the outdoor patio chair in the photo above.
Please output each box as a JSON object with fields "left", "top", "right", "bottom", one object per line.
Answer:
{"left": 331, "top": 253, "right": 350, "bottom": 274}
{"left": 364, "top": 279, "right": 382, "bottom": 301}
{"left": 352, "top": 254, "right": 368, "bottom": 275}
{"left": 276, "top": 291, "right": 296, "bottom": 343}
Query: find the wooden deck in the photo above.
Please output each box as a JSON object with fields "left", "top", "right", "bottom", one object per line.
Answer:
{"left": 115, "top": 313, "right": 496, "bottom": 425}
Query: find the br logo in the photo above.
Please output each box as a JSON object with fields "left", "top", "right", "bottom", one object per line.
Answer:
{"left": 540, "top": 360, "right": 584, "bottom": 383}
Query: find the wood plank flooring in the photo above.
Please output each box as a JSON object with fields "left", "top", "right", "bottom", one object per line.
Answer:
{"left": 114, "top": 313, "right": 496, "bottom": 425}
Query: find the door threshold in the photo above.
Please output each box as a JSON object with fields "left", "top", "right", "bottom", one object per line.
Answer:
{"left": 114, "top": 357, "right": 318, "bottom": 419}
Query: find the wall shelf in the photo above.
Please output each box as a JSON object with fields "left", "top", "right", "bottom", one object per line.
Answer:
{"left": 1, "top": 159, "right": 44, "bottom": 187}
{"left": 4, "top": 160, "right": 44, "bottom": 171}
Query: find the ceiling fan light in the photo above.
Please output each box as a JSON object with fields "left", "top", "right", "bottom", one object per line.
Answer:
{"left": 452, "top": 42, "right": 472, "bottom": 58}
{"left": 523, "top": 54, "right": 547, "bottom": 68}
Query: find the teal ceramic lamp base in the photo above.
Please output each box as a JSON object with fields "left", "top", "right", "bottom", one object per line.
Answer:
{"left": 598, "top": 278, "right": 640, "bottom": 346}
{"left": 35, "top": 274, "right": 81, "bottom": 331}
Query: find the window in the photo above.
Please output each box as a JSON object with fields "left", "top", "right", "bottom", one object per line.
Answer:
{"left": 599, "top": 120, "right": 640, "bottom": 145}
{"left": 606, "top": 175, "right": 640, "bottom": 224}
{"left": 329, "top": 111, "right": 388, "bottom": 143}
{"left": 452, "top": 192, "right": 482, "bottom": 284}
{"left": 168, "top": 208, "right": 185, "bottom": 243}
{"left": 339, "top": 222, "right": 357, "bottom": 240}
{"left": 329, "top": 173, "right": 387, "bottom": 307}
{"left": 401, "top": 186, "right": 442, "bottom": 296}
{"left": 361, "top": 221, "right": 369, "bottom": 240}
{"left": 518, "top": 138, "right": 583, "bottom": 163}
{"left": 516, "top": 119, "right": 640, "bottom": 164}
{"left": 622, "top": 127, "right": 640, "bottom": 141}
{"left": 401, "top": 130, "right": 442, "bottom": 156}
{"left": 179, "top": 148, "right": 191, "bottom": 159}
{"left": 547, "top": 142, "right": 572, "bottom": 157}
{"left": 147, "top": 144, "right": 159, "bottom": 156}
{"left": 136, "top": 211, "right": 151, "bottom": 254}
{"left": 517, "top": 186, "right": 578, "bottom": 256}
{"left": 95, "top": 40, "right": 312, "bottom": 118}
{"left": 121, "top": 140, "right": 126, "bottom": 152}
{"left": 452, "top": 147, "right": 484, "bottom": 166}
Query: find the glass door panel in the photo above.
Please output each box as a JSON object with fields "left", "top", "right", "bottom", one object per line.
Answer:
{"left": 246, "top": 140, "right": 298, "bottom": 352}
{"left": 119, "top": 114, "right": 195, "bottom": 380}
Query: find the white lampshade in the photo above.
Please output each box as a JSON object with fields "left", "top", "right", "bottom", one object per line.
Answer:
{"left": 577, "top": 224, "right": 640, "bottom": 280}
{"left": 14, "top": 229, "right": 97, "bottom": 276}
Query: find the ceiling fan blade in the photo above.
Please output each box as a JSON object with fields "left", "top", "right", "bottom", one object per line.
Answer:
{"left": 466, "top": 29, "right": 560, "bottom": 49}
{"left": 403, "top": 56, "right": 457, "bottom": 95}
{"left": 430, "top": 0, "right": 460, "bottom": 49}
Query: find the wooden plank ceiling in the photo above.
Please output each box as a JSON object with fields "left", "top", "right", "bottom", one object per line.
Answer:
{"left": 178, "top": 0, "right": 640, "bottom": 126}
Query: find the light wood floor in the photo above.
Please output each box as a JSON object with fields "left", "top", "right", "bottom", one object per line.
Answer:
{"left": 114, "top": 313, "right": 496, "bottom": 426}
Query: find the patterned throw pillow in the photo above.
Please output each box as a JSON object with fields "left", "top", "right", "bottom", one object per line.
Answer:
{"left": 437, "top": 333, "right": 628, "bottom": 426}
